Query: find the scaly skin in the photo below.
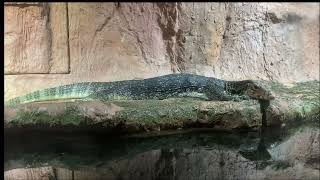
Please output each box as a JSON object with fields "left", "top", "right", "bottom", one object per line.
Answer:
{"left": 5, "top": 74, "right": 274, "bottom": 107}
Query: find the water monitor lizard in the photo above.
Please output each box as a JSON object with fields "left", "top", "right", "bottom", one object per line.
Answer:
{"left": 5, "top": 74, "right": 274, "bottom": 107}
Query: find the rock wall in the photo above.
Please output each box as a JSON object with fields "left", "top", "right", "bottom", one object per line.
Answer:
{"left": 4, "top": 3, "right": 319, "bottom": 100}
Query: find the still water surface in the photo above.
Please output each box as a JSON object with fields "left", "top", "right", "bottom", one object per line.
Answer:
{"left": 4, "top": 127, "right": 316, "bottom": 180}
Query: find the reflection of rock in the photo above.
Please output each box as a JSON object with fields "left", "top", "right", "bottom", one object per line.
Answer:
{"left": 239, "top": 134, "right": 271, "bottom": 161}
{"left": 155, "top": 149, "right": 178, "bottom": 180}
{"left": 4, "top": 126, "right": 319, "bottom": 180}
{"left": 5, "top": 148, "right": 319, "bottom": 180}
{"left": 268, "top": 126, "right": 320, "bottom": 170}
{"left": 4, "top": 166, "right": 55, "bottom": 180}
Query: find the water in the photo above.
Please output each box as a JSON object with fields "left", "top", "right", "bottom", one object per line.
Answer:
{"left": 4, "top": 127, "right": 319, "bottom": 180}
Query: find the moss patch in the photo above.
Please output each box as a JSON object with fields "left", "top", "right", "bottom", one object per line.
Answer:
{"left": 113, "top": 99, "right": 199, "bottom": 126}
{"left": 9, "top": 106, "right": 85, "bottom": 127}
{"left": 4, "top": 81, "right": 319, "bottom": 132}
{"left": 265, "top": 80, "right": 319, "bottom": 126}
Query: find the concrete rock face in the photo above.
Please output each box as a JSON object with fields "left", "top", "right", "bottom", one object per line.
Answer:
{"left": 4, "top": 2, "right": 319, "bottom": 100}
{"left": 213, "top": 3, "right": 320, "bottom": 82}
{"left": 4, "top": 3, "right": 69, "bottom": 75}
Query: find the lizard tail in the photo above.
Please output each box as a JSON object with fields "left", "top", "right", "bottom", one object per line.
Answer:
{"left": 5, "top": 83, "right": 95, "bottom": 107}
{"left": 5, "top": 90, "right": 45, "bottom": 107}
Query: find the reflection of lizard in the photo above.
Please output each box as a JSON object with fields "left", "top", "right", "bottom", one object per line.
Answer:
{"left": 115, "top": 2, "right": 120, "bottom": 8}
{"left": 5, "top": 74, "right": 274, "bottom": 107}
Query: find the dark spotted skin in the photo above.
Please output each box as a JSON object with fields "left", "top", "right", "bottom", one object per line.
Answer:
{"left": 91, "top": 74, "right": 227, "bottom": 101}
{"left": 5, "top": 74, "right": 274, "bottom": 107}
{"left": 225, "top": 80, "right": 275, "bottom": 101}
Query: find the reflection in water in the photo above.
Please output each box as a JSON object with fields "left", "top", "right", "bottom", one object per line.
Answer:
{"left": 239, "top": 133, "right": 271, "bottom": 161}
{"left": 4, "top": 127, "right": 318, "bottom": 180}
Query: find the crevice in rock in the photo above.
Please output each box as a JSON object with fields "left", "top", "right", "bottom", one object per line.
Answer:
{"left": 93, "top": 5, "right": 117, "bottom": 38}
{"left": 72, "top": 169, "right": 74, "bottom": 180}
{"left": 115, "top": 4, "right": 149, "bottom": 64}
{"left": 215, "top": 3, "right": 231, "bottom": 70}
{"left": 66, "top": 3, "right": 71, "bottom": 74}
{"left": 43, "top": 4, "right": 53, "bottom": 73}
{"left": 214, "top": 3, "right": 231, "bottom": 74}
{"left": 52, "top": 167, "right": 58, "bottom": 180}
{"left": 4, "top": 3, "right": 44, "bottom": 8}
{"left": 88, "top": 4, "right": 127, "bottom": 65}
{"left": 136, "top": 35, "right": 149, "bottom": 64}
{"left": 261, "top": 11, "right": 274, "bottom": 81}
{"left": 96, "top": 16, "right": 113, "bottom": 33}
{"left": 221, "top": 3, "right": 232, "bottom": 42}
{"left": 115, "top": 2, "right": 121, "bottom": 9}
{"left": 266, "top": 12, "right": 283, "bottom": 24}
{"left": 157, "top": 3, "right": 185, "bottom": 73}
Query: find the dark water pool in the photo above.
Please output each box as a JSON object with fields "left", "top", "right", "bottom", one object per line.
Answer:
{"left": 4, "top": 127, "right": 319, "bottom": 180}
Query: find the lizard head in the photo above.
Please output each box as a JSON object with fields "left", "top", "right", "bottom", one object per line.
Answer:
{"left": 245, "top": 82, "right": 275, "bottom": 100}
{"left": 226, "top": 80, "right": 275, "bottom": 101}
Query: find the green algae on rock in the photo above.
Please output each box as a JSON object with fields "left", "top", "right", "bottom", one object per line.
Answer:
{"left": 264, "top": 80, "right": 319, "bottom": 127}
{"left": 8, "top": 106, "right": 85, "bottom": 127}
{"left": 4, "top": 81, "right": 319, "bottom": 132}
{"left": 4, "top": 98, "right": 261, "bottom": 132}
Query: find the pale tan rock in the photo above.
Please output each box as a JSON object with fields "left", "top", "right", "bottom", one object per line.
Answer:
{"left": 4, "top": 166, "right": 55, "bottom": 180}
{"left": 48, "top": 3, "right": 69, "bottom": 74}
{"left": 213, "top": 3, "right": 319, "bottom": 82}
{"left": 4, "top": 5, "right": 51, "bottom": 74}
{"left": 4, "top": 3, "right": 319, "bottom": 101}
{"left": 4, "top": 3, "right": 69, "bottom": 74}
{"left": 55, "top": 168, "right": 73, "bottom": 180}
{"left": 268, "top": 127, "right": 320, "bottom": 169}
{"left": 73, "top": 170, "right": 103, "bottom": 180}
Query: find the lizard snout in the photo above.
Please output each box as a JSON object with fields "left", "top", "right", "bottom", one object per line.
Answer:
{"left": 266, "top": 91, "right": 275, "bottom": 100}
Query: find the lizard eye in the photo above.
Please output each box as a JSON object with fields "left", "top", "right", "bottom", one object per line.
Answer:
{"left": 253, "top": 85, "right": 259, "bottom": 90}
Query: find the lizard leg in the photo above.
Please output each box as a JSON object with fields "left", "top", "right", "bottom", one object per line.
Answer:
{"left": 205, "top": 88, "right": 250, "bottom": 102}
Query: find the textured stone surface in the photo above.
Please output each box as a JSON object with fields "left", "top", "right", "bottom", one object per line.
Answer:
{"left": 263, "top": 80, "right": 319, "bottom": 126}
{"left": 4, "top": 3, "right": 319, "bottom": 100}
{"left": 54, "top": 168, "right": 73, "bottom": 180}
{"left": 4, "top": 4, "right": 51, "bottom": 74}
{"left": 4, "top": 166, "right": 55, "bottom": 180}
{"left": 3, "top": 98, "right": 262, "bottom": 132}
{"left": 213, "top": 3, "right": 319, "bottom": 82}
{"left": 268, "top": 127, "right": 320, "bottom": 170}
{"left": 4, "top": 3, "right": 69, "bottom": 74}
{"left": 47, "top": 3, "right": 70, "bottom": 74}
